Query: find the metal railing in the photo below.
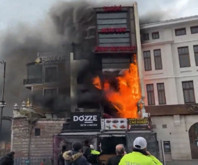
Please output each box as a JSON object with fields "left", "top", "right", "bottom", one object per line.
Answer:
{"left": 14, "top": 157, "right": 52, "bottom": 165}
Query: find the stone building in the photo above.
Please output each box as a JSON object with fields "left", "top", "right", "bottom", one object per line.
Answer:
{"left": 141, "top": 16, "right": 198, "bottom": 160}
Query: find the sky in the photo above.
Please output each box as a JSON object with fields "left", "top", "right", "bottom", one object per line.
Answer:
{"left": 0, "top": 0, "right": 198, "bottom": 30}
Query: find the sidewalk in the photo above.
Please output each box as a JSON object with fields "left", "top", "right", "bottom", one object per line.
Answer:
{"left": 166, "top": 160, "right": 198, "bottom": 165}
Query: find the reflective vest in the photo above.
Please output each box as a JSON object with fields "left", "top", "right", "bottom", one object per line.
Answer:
{"left": 119, "top": 151, "right": 162, "bottom": 165}
{"left": 90, "top": 149, "right": 100, "bottom": 155}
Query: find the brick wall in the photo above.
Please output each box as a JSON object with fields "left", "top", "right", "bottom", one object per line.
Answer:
{"left": 11, "top": 117, "right": 65, "bottom": 159}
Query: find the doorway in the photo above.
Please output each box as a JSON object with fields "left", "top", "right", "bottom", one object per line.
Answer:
{"left": 189, "top": 122, "right": 198, "bottom": 159}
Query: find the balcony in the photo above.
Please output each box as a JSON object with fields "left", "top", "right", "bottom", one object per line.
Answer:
{"left": 23, "top": 78, "right": 42, "bottom": 85}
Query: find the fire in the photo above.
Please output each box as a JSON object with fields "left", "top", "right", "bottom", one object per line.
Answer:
{"left": 92, "top": 76, "right": 102, "bottom": 90}
{"left": 92, "top": 58, "right": 141, "bottom": 118}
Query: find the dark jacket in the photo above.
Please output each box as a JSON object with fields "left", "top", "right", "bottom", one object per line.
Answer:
{"left": 57, "top": 153, "right": 65, "bottom": 165}
{"left": 0, "top": 152, "right": 14, "bottom": 165}
{"left": 106, "top": 155, "right": 123, "bottom": 165}
{"left": 63, "top": 150, "right": 89, "bottom": 165}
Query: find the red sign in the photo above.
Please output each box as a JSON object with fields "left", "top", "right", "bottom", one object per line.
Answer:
{"left": 95, "top": 46, "right": 136, "bottom": 52}
{"left": 100, "top": 28, "right": 127, "bottom": 33}
{"left": 103, "top": 5, "right": 122, "bottom": 12}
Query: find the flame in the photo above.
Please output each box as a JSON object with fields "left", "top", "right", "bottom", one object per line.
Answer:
{"left": 92, "top": 76, "right": 102, "bottom": 90}
{"left": 93, "top": 58, "right": 141, "bottom": 118}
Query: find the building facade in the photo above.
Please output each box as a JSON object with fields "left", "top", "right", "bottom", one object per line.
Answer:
{"left": 11, "top": 6, "right": 198, "bottom": 164}
{"left": 141, "top": 16, "right": 198, "bottom": 160}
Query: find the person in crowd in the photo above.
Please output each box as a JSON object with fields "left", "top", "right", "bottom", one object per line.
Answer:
{"left": 119, "top": 137, "right": 162, "bottom": 165}
{"left": 83, "top": 140, "right": 91, "bottom": 159}
{"left": 0, "top": 151, "right": 15, "bottom": 165}
{"left": 63, "top": 142, "right": 89, "bottom": 165}
{"left": 58, "top": 145, "right": 67, "bottom": 165}
{"left": 106, "top": 144, "right": 126, "bottom": 165}
{"left": 87, "top": 144, "right": 101, "bottom": 165}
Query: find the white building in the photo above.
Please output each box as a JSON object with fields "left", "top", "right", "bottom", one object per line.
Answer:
{"left": 141, "top": 16, "right": 198, "bottom": 160}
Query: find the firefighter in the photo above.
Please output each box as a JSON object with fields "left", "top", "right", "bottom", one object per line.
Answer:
{"left": 119, "top": 137, "right": 162, "bottom": 165}
{"left": 87, "top": 144, "right": 100, "bottom": 165}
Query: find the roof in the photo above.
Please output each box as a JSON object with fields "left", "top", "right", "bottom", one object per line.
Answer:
{"left": 146, "top": 104, "right": 198, "bottom": 116}
{"left": 141, "top": 15, "right": 198, "bottom": 29}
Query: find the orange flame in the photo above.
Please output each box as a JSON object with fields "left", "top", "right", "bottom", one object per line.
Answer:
{"left": 93, "top": 58, "right": 141, "bottom": 118}
{"left": 92, "top": 76, "right": 102, "bottom": 90}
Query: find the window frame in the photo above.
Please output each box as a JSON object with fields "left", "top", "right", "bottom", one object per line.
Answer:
{"left": 146, "top": 84, "right": 155, "bottom": 105}
{"left": 152, "top": 32, "right": 159, "bottom": 39}
{"left": 143, "top": 33, "right": 149, "bottom": 41}
{"left": 191, "top": 26, "right": 198, "bottom": 34}
{"left": 154, "top": 49, "right": 163, "bottom": 70}
{"left": 175, "top": 28, "right": 186, "bottom": 36}
{"left": 44, "top": 65, "right": 58, "bottom": 83}
{"left": 35, "top": 128, "right": 41, "bottom": 136}
{"left": 182, "top": 81, "right": 195, "bottom": 104}
{"left": 43, "top": 88, "right": 58, "bottom": 97}
{"left": 178, "top": 46, "right": 190, "bottom": 68}
{"left": 193, "top": 45, "right": 198, "bottom": 66}
{"left": 157, "top": 83, "right": 166, "bottom": 105}
{"left": 163, "top": 141, "right": 171, "bottom": 153}
{"left": 143, "top": 51, "right": 152, "bottom": 71}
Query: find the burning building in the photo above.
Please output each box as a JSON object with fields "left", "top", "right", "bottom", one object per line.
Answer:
{"left": 11, "top": 2, "right": 198, "bottom": 164}
{"left": 21, "top": 4, "right": 146, "bottom": 120}
{"left": 11, "top": 3, "right": 156, "bottom": 165}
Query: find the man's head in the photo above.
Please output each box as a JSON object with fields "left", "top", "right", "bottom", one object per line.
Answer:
{"left": 73, "top": 142, "right": 82, "bottom": 152}
{"left": 133, "top": 137, "right": 147, "bottom": 150}
{"left": 115, "top": 144, "right": 125, "bottom": 155}
{"left": 90, "top": 144, "right": 94, "bottom": 150}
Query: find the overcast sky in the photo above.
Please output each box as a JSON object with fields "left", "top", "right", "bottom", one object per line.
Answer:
{"left": 0, "top": 0, "right": 198, "bottom": 30}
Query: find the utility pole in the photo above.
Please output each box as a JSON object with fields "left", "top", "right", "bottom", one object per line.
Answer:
{"left": 0, "top": 60, "right": 6, "bottom": 133}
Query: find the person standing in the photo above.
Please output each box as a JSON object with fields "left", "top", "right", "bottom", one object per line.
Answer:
{"left": 63, "top": 142, "right": 89, "bottom": 165}
{"left": 106, "top": 144, "right": 125, "bottom": 165}
{"left": 83, "top": 140, "right": 91, "bottom": 160}
{"left": 119, "top": 137, "right": 162, "bottom": 165}
{"left": 87, "top": 144, "right": 100, "bottom": 165}
{"left": 58, "top": 145, "right": 67, "bottom": 165}
{"left": 0, "top": 151, "right": 15, "bottom": 165}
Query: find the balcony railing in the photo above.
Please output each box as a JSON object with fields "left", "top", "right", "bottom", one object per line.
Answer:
{"left": 23, "top": 78, "right": 42, "bottom": 85}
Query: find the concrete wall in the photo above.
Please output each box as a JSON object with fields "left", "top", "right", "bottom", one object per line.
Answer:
{"left": 11, "top": 117, "right": 65, "bottom": 159}
{"left": 151, "top": 115, "right": 198, "bottom": 160}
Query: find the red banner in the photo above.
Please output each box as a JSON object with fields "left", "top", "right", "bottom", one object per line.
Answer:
{"left": 100, "top": 28, "right": 127, "bottom": 33}
{"left": 103, "top": 5, "right": 122, "bottom": 12}
{"left": 95, "top": 46, "right": 136, "bottom": 52}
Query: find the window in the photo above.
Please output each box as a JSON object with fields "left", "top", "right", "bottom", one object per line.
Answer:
{"left": 182, "top": 81, "right": 195, "bottom": 103}
{"left": 191, "top": 26, "right": 198, "bottom": 34}
{"left": 45, "top": 66, "right": 57, "bottom": 82}
{"left": 152, "top": 32, "right": 159, "bottom": 39}
{"left": 35, "top": 128, "right": 40, "bottom": 136}
{"left": 27, "top": 64, "right": 42, "bottom": 83}
{"left": 97, "top": 12, "right": 131, "bottom": 47}
{"left": 193, "top": 45, "right": 198, "bottom": 66}
{"left": 143, "top": 51, "right": 152, "bottom": 71}
{"left": 157, "top": 83, "right": 166, "bottom": 104}
{"left": 44, "top": 88, "right": 58, "bottom": 97}
{"left": 178, "top": 47, "right": 190, "bottom": 67}
{"left": 146, "top": 84, "right": 155, "bottom": 105}
{"left": 163, "top": 141, "right": 171, "bottom": 153}
{"left": 154, "top": 49, "right": 162, "bottom": 70}
{"left": 175, "top": 28, "right": 186, "bottom": 36}
{"left": 143, "top": 33, "right": 149, "bottom": 41}
{"left": 162, "top": 124, "right": 167, "bottom": 128}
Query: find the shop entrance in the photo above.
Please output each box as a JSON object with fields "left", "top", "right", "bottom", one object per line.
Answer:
{"left": 99, "top": 135, "right": 126, "bottom": 165}
{"left": 189, "top": 122, "right": 198, "bottom": 159}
